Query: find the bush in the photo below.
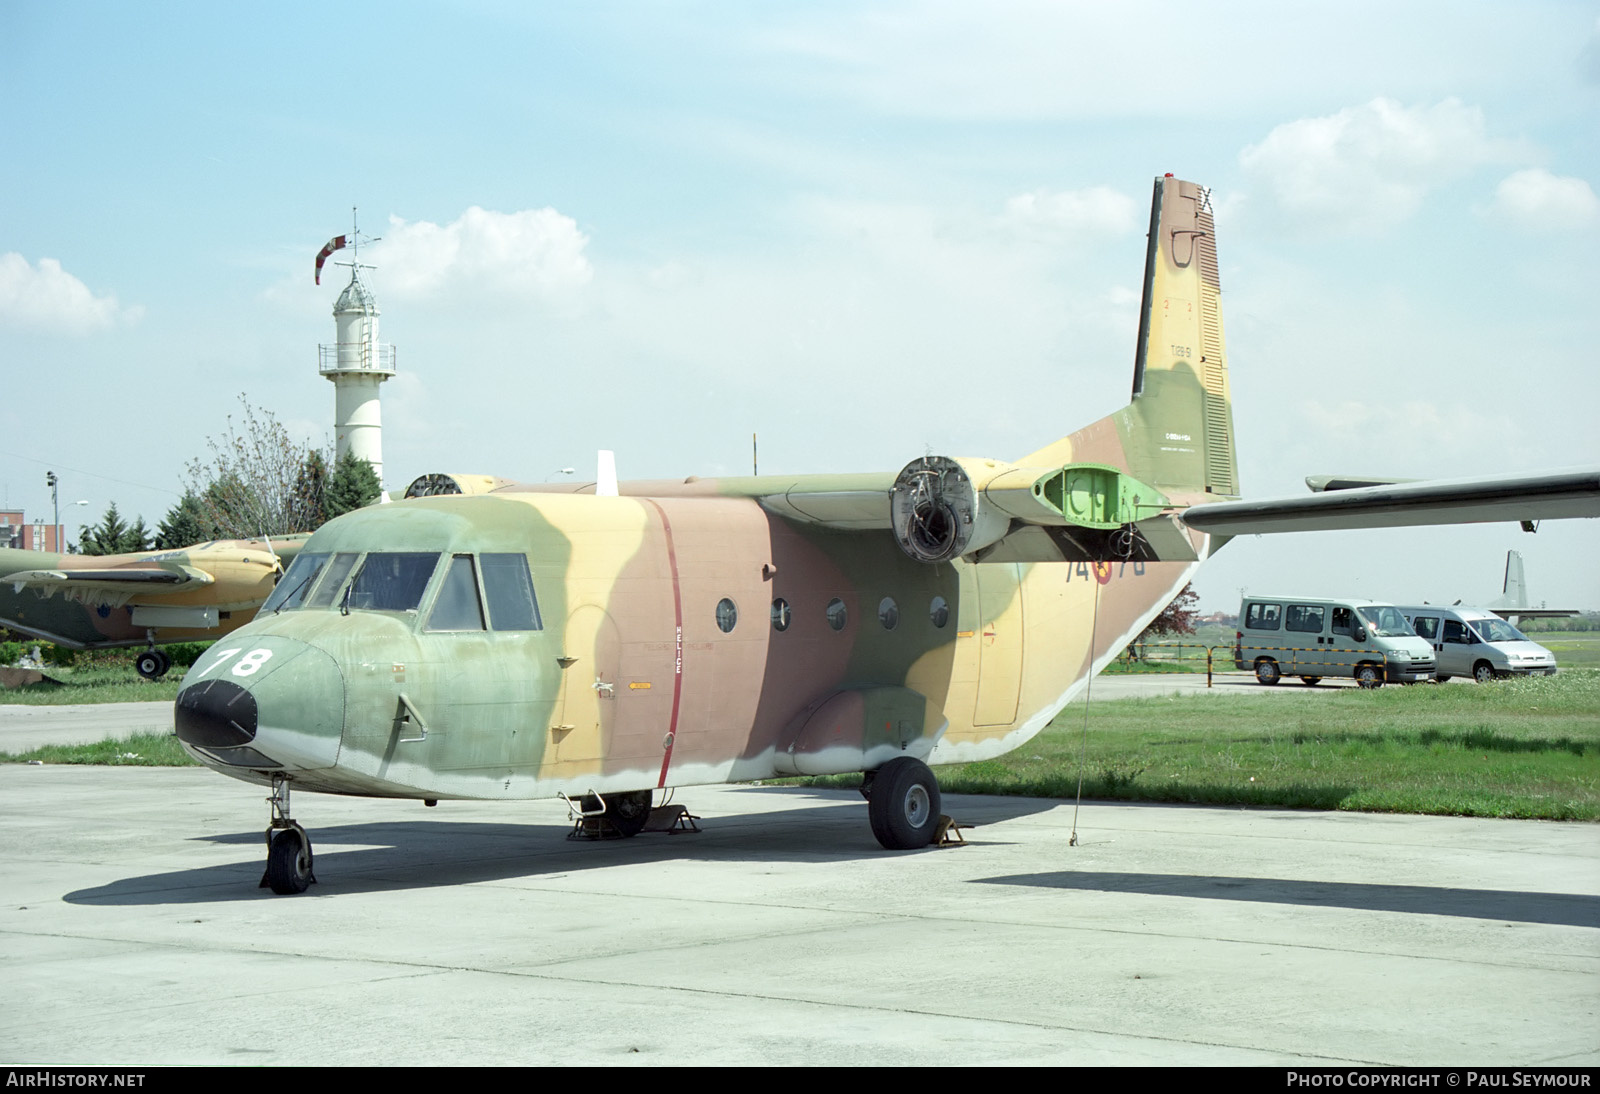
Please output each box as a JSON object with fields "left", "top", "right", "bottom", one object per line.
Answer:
{"left": 42, "top": 644, "right": 78, "bottom": 667}
{"left": 160, "top": 641, "right": 213, "bottom": 667}
{"left": 0, "top": 641, "right": 26, "bottom": 665}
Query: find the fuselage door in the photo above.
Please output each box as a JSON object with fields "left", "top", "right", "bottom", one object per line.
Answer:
{"left": 551, "top": 604, "right": 620, "bottom": 768}
{"left": 973, "top": 562, "right": 1024, "bottom": 727}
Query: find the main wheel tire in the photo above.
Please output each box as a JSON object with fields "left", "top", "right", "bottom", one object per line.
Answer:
{"left": 1474, "top": 662, "right": 1498, "bottom": 684}
{"left": 135, "top": 650, "right": 168, "bottom": 680}
{"left": 1355, "top": 664, "right": 1384, "bottom": 689}
{"left": 867, "top": 757, "right": 942, "bottom": 850}
{"left": 607, "top": 790, "right": 653, "bottom": 838}
{"left": 1299, "top": 676, "right": 1322, "bottom": 687}
{"left": 265, "top": 829, "right": 313, "bottom": 895}
{"left": 1255, "top": 658, "right": 1281, "bottom": 686}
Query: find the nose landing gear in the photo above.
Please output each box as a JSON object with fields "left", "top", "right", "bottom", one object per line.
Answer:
{"left": 261, "top": 776, "right": 316, "bottom": 894}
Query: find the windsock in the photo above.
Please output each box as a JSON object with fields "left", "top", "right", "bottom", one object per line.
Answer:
{"left": 314, "top": 235, "right": 348, "bottom": 285}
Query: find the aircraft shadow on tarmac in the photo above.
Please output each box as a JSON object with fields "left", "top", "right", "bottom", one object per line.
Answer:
{"left": 61, "top": 787, "right": 1061, "bottom": 906}
{"left": 975, "top": 871, "right": 1600, "bottom": 928}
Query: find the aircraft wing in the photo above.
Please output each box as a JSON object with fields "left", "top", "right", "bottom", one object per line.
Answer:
{"left": 5, "top": 563, "right": 215, "bottom": 597}
{"left": 1180, "top": 467, "right": 1600, "bottom": 536}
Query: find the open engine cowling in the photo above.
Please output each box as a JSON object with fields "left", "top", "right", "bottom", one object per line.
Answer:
{"left": 890, "top": 456, "right": 1013, "bottom": 563}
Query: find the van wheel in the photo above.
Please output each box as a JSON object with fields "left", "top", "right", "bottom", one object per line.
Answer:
{"left": 1299, "top": 676, "right": 1322, "bottom": 686}
{"left": 1355, "top": 664, "right": 1384, "bottom": 689}
{"left": 1254, "top": 658, "right": 1280, "bottom": 686}
{"left": 1433, "top": 675, "right": 1450, "bottom": 683}
{"left": 1473, "top": 662, "right": 1498, "bottom": 684}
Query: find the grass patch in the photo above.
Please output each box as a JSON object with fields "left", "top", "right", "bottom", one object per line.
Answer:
{"left": 0, "top": 665, "right": 181, "bottom": 705}
{"left": 4, "top": 731, "right": 197, "bottom": 767}
{"left": 788, "top": 670, "right": 1600, "bottom": 820}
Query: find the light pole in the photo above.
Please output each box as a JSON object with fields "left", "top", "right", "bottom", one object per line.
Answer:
{"left": 45, "top": 471, "right": 58, "bottom": 552}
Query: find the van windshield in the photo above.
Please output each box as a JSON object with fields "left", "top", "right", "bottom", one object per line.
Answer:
{"left": 1475, "top": 617, "right": 1528, "bottom": 644}
{"left": 1356, "top": 605, "right": 1415, "bottom": 638}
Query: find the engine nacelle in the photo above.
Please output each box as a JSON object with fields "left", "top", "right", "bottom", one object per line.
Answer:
{"left": 890, "top": 456, "right": 1013, "bottom": 563}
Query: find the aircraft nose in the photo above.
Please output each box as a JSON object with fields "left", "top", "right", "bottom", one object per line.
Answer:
{"left": 175, "top": 638, "right": 344, "bottom": 772}
{"left": 175, "top": 677, "right": 258, "bottom": 748}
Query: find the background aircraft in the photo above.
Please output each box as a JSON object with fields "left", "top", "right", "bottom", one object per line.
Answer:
{"left": 170, "top": 176, "right": 1597, "bottom": 894}
{"left": 1, "top": 537, "right": 308, "bottom": 678}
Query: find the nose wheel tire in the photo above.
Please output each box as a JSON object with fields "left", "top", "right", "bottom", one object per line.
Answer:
{"left": 866, "top": 757, "right": 942, "bottom": 850}
{"left": 263, "top": 827, "right": 315, "bottom": 895}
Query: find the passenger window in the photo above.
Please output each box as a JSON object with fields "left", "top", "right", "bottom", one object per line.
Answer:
{"left": 878, "top": 597, "right": 899, "bottom": 630}
{"left": 716, "top": 598, "right": 738, "bottom": 633}
{"left": 1443, "top": 620, "right": 1471, "bottom": 644}
{"left": 307, "top": 552, "right": 360, "bottom": 609}
{"left": 930, "top": 596, "right": 950, "bottom": 628}
{"left": 1413, "top": 617, "right": 1439, "bottom": 641}
{"left": 1285, "top": 605, "right": 1325, "bottom": 633}
{"left": 480, "top": 553, "right": 542, "bottom": 631}
{"left": 347, "top": 553, "right": 440, "bottom": 612}
{"left": 771, "top": 598, "right": 791, "bottom": 632}
{"left": 425, "top": 555, "right": 485, "bottom": 632}
{"left": 1245, "top": 603, "right": 1280, "bottom": 630}
{"left": 825, "top": 598, "right": 847, "bottom": 632}
{"left": 1331, "top": 608, "right": 1354, "bottom": 636}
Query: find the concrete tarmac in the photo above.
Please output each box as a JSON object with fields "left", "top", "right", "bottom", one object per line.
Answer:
{"left": 3, "top": 763, "right": 1596, "bottom": 1066}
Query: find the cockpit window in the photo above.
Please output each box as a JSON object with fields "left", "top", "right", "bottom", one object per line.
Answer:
{"left": 346, "top": 553, "right": 440, "bottom": 613}
{"left": 425, "top": 555, "right": 485, "bottom": 632}
{"left": 480, "top": 553, "right": 542, "bottom": 630}
{"left": 306, "top": 553, "right": 360, "bottom": 609}
{"left": 262, "top": 552, "right": 328, "bottom": 613}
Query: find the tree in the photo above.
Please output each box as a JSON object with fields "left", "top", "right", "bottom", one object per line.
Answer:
{"left": 325, "top": 450, "right": 383, "bottom": 520}
{"left": 287, "top": 450, "right": 328, "bottom": 533}
{"left": 185, "top": 395, "right": 325, "bottom": 538}
{"left": 155, "top": 492, "right": 218, "bottom": 550}
{"left": 1129, "top": 582, "right": 1199, "bottom": 661}
{"left": 79, "top": 502, "right": 151, "bottom": 555}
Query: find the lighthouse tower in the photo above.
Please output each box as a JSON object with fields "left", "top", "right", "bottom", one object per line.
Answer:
{"left": 317, "top": 219, "right": 395, "bottom": 486}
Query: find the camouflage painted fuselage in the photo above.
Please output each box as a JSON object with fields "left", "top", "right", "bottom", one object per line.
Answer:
{"left": 175, "top": 175, "right": 1235, "bottom": 805}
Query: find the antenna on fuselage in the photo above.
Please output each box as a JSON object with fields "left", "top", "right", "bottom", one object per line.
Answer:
{"left": 596, "top": 450, "right": 618, "bottom": 497}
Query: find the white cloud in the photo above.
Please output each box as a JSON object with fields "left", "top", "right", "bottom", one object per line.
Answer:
{"left": 379, "top": 207, "right": 594, "bottom": 299}
{"left": 1487, "top": 169, "right": 1600, "bottom": 232}
{"left": 1004, "top": 186, "right": 1139, "bottom": 236}
{"left": 0, "top": 254, "right": 140, "bottom": 334}
{"left": 1239, "top": 98, "right": 1516, "bottom": 233}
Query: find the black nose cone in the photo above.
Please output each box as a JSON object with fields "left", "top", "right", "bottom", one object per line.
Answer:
{"left": 175, "top": 678, "right": 259, "bottom": 748}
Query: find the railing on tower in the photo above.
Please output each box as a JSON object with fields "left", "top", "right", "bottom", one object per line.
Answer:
{"left": 318, "top": 342, "right": 397, "bottom": 375}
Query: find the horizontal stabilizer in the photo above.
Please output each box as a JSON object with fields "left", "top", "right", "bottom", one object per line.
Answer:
{"left": 1182, "top": 467, "right": 1600, "bottom": 535}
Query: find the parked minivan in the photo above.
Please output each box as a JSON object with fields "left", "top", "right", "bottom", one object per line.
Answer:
{"left": 1394, "top": 606, "right": 1558, "bottom": 682}
{"left": 1235, "top": 596, "right": 1436, "bottom": 688}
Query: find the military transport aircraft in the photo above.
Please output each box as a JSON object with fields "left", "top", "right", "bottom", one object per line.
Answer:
{"left": 171, "top": 176, "right": 1600, "bottom": 893}
{"left": 1, "top": 537, "right": 307, "bottom": 678}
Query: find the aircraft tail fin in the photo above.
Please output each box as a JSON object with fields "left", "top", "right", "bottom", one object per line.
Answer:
{"left": 1491, "top": 549, "right": 1528, "bottom": 610}
{"left": 1021, "top": 175, "right": 1239, "bottom": 499}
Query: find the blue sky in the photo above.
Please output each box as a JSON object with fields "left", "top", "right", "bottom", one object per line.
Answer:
{"left": 3, "top": 1, "right": 1597, "bottom": 612}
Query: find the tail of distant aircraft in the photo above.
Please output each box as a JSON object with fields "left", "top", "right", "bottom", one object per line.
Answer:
{"left": 1494, "top": 549, "right": 1528, "bottom": 610}
{"left": 1022, "top": 175, "right": 1239, "bottom": 500}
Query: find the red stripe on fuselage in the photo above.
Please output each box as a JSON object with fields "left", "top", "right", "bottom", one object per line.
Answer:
{"left": 643, "top": 500, "right": 685, "bottom": 788}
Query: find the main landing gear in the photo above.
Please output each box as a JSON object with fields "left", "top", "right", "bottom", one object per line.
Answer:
{"left": 260, "top": 775, "right": 315, "bottom": 895}
{"left": 863, "top": 757, "right": 943, "bottom": 850}
{"left": 134, "top": 647, "right": 171, "bottom": 680}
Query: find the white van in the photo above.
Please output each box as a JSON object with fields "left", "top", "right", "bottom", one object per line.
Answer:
{"left": 1234, "top": 596, "right": 1436, "bottom": 688}
{"left": 1394, "top": 606, "right": 1558, "bottom": 682}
